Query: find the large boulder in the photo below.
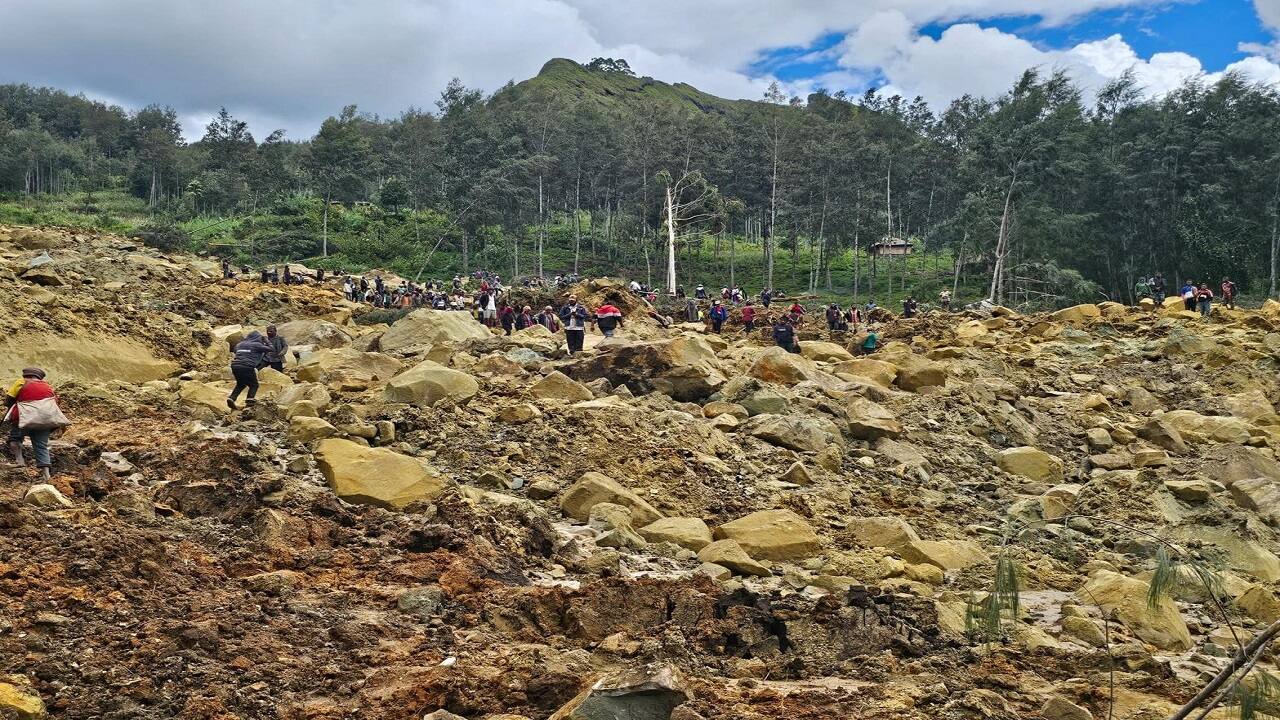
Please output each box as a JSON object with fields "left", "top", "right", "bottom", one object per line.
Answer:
{"left": 288, "top": 416, "right": 337, "bottom": 444}
{"left": 748, "top": 347, "right": 832, "bottom": 386}
{"left": 997, "top": 446, "right": 1065, "bottom": 484}
{"left": 1051, "top": 304, "right": 1102, "bottom": 325}
{"left": 713, "top": 509, "right": 821, "bottom": 561}
{"left": 276, "top": 319, "right": 353, "bottom": 349}
{"left": 0, "top": 677, "right": 46, "bottom": 719}
{"left": 638, "top": 517, "right": 713, "bottom": 551}
{"left": 799, "top": 341, "right": 855, "bottom": 363}
{"left": 559, "top": 472, "right": 663, "bottom": 526}
{"left": 274, "top": 382, "right": 332, "bottom": 411}
{"left": 566, "top": 335, "right": 727, "bottom": 401}
{"left": 831, "top": 358, "right": 898, "bottom": 388}
{"left": 1162, "top": 410, "right": 1253, "bottom": 444}
{"left": 1077, "top": 571, "right": 1191, "bottom": 651}
{"left": 383, "top": 360, "right": 479, "bottom": 406}
{"left": 899, "top": 540, "right": 988, "bottom": 571}
{"left": 845, "top": 396, "right": 903, "bottom": 440}
{"left": 876, "top": 344, "right": 946, "bottom": 392}
{"left": 742, "top": 413, "right": 844, "bottom": 452}
{"left": 849, "top": 516, "right": 920, "bottom": 551}
{"left": 314, "top": 438, "right": 448, "bottom": 510}
{"left": 531, "top": 371, "right": 594, "bottom": 402}
{"left": 378, "top": 309, "right": 491, "bottom": 353}
{"left": 696, "top": 539, "right": 771, "bottom": 577}
{"left": 549, "top": 665, "right": 688, "bottom": 720}
{"left": 297, "top": 348, "right": 403, "bottom": 391}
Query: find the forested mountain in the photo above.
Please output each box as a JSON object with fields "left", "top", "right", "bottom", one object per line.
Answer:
{"left": 2, "top": 57, "right": 1279, "bottom": 305}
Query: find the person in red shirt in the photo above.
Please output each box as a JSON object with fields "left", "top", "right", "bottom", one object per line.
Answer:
{"left": 788, "top": 302, "right": 806, "bottom": 326}
{"left": 4, "top": 368, "right": 60, "bottom": 480}
{"left": 740, "top": 301, "right": 757, "bottom": 332}
{"left": 1221, "top": 277, "right": 1238, "bottom": 310}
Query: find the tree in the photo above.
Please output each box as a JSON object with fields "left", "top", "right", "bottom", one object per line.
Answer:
{"left": 657, "top": 169, "right": 738, "bottom": 293}
{"left": 304, "top": 105, "right": 373, "bottom": 256}
{"left": 378, "top": 177, "right": 410, "bottom": 213}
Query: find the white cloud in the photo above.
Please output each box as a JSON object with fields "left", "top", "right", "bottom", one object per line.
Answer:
{"left": 1257, "top": 0, "right": 1280, "bottom": 29}
{"left": 0, "top": 0, "right": 1273, "bottom": 140}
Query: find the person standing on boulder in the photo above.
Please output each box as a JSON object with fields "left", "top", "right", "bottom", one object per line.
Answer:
{"left": 772, "top": 317, "right": 799, "bottom": 353}
{"left": 264, "top": 325, "right": 288, "bottom": 372}
{"left": 741, "top": 301, "right": 757, "bottom": 332}
{"left": 227, "top": 331, "right": 274, "bottom": 410}
{"left": 560, "top": 295, "right": 589, "bottom": 354}
{"left": 4, "top": 368, "right": 65, "bottom": 481}
{"left": 709, "top": 300, "right": 728, "bottom": 333}
{"left": 1152, "top": 273, "right": 1167, "bottom": 304}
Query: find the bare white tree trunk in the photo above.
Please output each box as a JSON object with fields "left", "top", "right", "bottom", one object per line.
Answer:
{"left": 537, "top": 174, "right": 545, "bottom": 278}
{"left": 665, "top": 185, "right": 678, "bottom": 294}
{"left": 988, "top": 171, "right": 1018, "bottom": 304}
{"left": 321, "top": 190, "right": 331, "bottom": 257}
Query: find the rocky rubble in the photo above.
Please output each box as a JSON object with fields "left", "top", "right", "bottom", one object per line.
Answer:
{"left": 8, "top": 224, "right": 1280, "bottom": 719}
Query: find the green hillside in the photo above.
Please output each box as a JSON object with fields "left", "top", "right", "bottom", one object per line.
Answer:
{"left": 497, "top": 58, "right": 751, "bottom": 115}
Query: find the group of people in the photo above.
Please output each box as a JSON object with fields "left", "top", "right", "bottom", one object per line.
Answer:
{"left": 1135, "top": 273, "right": 1239, "bottom": 316}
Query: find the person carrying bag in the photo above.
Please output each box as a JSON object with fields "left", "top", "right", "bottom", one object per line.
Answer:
{"left": 4, "top": 368, "right": 70, "bottom": 481}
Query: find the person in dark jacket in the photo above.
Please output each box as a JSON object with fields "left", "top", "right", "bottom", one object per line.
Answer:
{"left": 515, "top": 305, "right": 535, "bottom": 330}
{"left": 535, "top": 306, "right": 562, "bottom": 332}
{"left": 560, "top": 295, "right": 590, "bottom": 353}
{"left": 499, "top": 302, "right": 516, "bottom": 336}
{"left": 773, "top": 318, "right": 798, "bottom": 353}
{"left": 595, "top": 300, "right": 624, "bottom": 337}
{"left": 709, "top": 300, "right": 728, "bottom": 333}
{"left": 227, "top": 331, "right": 274, "bottom": 409}
{"left": 826, "top": 303, "right": 842, "bottom": 331}
{"left": 265, "top": 325, "right": 288, "bottom": 372}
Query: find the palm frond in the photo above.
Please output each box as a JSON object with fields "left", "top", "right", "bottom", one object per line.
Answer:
{"left": 1148, "top": 545, "right": 1178, "bottom": 610}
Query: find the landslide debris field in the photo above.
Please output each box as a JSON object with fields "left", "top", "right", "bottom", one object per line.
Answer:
{"left": 9, "top": 225, "right": 1280, "bottom": 720}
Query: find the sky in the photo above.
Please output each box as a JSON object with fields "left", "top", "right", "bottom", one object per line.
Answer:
{"left": 1, "top": 0, "right": 1278, "bottom": 142}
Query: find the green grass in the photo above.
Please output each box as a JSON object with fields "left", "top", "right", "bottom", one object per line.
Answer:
{"left": 0, "top": 190, "right": 985, "bottom": 307}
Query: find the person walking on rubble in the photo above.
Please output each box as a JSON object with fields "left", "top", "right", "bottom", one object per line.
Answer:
{"left": 709, "top": 300, "right": 728, "bottom": 333}
{"left": 535, "top": 305, "right": 561, "bottom": 333}
{"left": 4, "top": 368, "right": 69, "bottom": 482}
{"left": 1221, "top": 277, "right": 1238, "bottom": 310}
{"left": 560, "top": 295, "right": 590, "bottom": 354}
{"left": 595, "top": 298, "right": 625, "bottom": 338}
{"left": 499, "top": 301, "right": 516, "bottom": 336}
{"left": 772, "top": 316, "right": 799, "bottom": 353}
{"left": 227, "top": 331, "right": 274, "bottom": 410}
{"left": 741, "top": 301, "right": 757, "bottom": 332}
{"left": 264, "top": 325, "right": 288, "bottom": 372}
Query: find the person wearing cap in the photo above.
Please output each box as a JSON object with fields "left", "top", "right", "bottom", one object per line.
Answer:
{"left": 4, "top": 368, "right": 60, "bottom": 480}
{"left": 265, "top": 325, "right": 288, "bottom": 372}
{"left": 559, "top": 295, "right": 590, "bottom": 353}
{"left": 709, "top": 299, "right": 728, "bottom": 333}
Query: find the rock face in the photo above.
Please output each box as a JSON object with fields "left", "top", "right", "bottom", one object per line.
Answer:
{"left": 531, "top": 371, "right": 595, "bottom": 402}
{"left": 1078, "top": 571, "right": 1191, "bottom": 651}
{"left": 997, "top": 446, "right": 1065, "bottom": 484}
{"left": 559, "top": 472, "right": 663, "bottom": 526}
{"left": 1162, "top": 410, "right": 1253, "bottom": 444}
{"left": 383, "top": 360, "right": 479, "bottom": 406}
{"left": 378, "top": 309, "right": 492, "bottom": 353}
{"left": 0, "top": 332, "right": 177, "bottom": 383}
{"left": 550, "top": 664, "right": 688, "bottom": 720}
{"left": 638, "top": 517, "right": 713, "bottom": 550}
{"left": 314, "top": 438, "right": 448, "bottom": 510}
{"left": 0, "top": 678, "right": 46, "bottom": 719}
{"left": 743, "top": 413, "right": 843, "bottom": 453}
{"left": 1050, "top": 303, "right": 1102, "bottom": 324}
{"left": 567, "top": 336, "right": 727, "bottom": 401}
{"left": 713, "top": 509, "right": 821, "bottom": 560}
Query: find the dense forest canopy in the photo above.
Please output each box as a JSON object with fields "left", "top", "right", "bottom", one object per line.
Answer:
{"left": 2, "top": 57, "right": 1279, "bottom": 305}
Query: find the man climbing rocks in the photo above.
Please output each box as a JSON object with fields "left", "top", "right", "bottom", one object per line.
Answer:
{"left": 772, "top": 317, "right": 798, "bottom": 353}
{"left": 709, "top": 300, "right": 728, "bottom": 333}
{"left": 595, "top": 299, "right": 624, "bottom": 338}
{"left": 265, "top": 325, "right": 288, "bottom": 372}
{"left": 4, "top": 368, "right": 65, "bottom": 481}
{"left": 560, "top": 295, "right": 589, "bottom": 354}
{"left": 227, "top": 331, "right": 274, "bottom": 410}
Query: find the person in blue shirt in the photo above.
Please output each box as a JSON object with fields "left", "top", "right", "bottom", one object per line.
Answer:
{"left": 709, "top": 300, "right": 728, "bottom": 333}
{"left": 1180, "top": 279, "right": 1196, "bottom": 311}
